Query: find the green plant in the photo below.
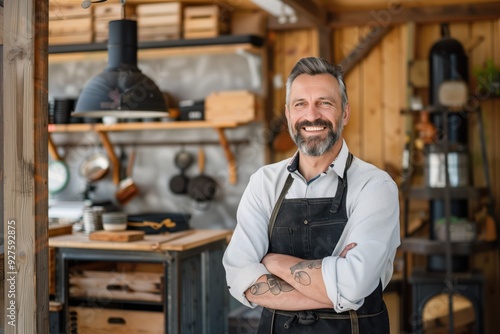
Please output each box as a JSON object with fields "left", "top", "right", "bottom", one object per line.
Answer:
{"left": 473, "top": 58, "right": 500, "bottom": 95}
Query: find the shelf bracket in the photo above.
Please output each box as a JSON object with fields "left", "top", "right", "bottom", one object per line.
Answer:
{"left": 48, "top": 135, "right": 61, "bottom": 161}
{"left": 96, "top": 131, "right": 120, "bottom": 185}
{"left": 215, "top": 128, "right": 237, "bottom": 185}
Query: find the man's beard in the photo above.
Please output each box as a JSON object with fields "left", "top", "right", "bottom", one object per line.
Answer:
{"left": 288, "top": 118, "right": 343, "bottom": 157}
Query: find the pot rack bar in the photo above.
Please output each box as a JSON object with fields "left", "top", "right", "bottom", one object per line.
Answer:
{"left": 48, "top": 120, "right": 249, "bottom": 185}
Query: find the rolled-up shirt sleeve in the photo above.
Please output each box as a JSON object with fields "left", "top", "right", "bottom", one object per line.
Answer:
{"left": 322, "top": 177, "right": 400, "bottom": 312}
{"left": 223, "top": 169, "right": 280, "bottom": 307}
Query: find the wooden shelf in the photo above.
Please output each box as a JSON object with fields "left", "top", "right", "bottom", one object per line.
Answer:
{"left": 48, "top": 120, "right": 244, "bottom": 133}
{"left": 401, "top": 237, "right": 497, "bottom": 255}
{"left": 48, "top": 35, "right": 265, "bottom": 63}
{"left": 48, "top": 120, "right": 250, "bottom": 184}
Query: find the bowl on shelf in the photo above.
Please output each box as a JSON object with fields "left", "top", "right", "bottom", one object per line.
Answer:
{"left": 102, "top": 212, "right": 127, "bottom": 232}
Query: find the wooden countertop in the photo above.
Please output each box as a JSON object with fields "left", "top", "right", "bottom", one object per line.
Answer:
{"left": 49, "top": 229, "right": 232, "bottom": 252}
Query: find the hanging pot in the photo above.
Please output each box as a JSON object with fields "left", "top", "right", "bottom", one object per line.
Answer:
{"left": 169, "top": 148, "right": 194, "bottom": 195}
{"left": 80, "top": 152, "right": 110, "bottom": 182}
{"left": 187, "top": 147, "right": 217, "bottom": 202}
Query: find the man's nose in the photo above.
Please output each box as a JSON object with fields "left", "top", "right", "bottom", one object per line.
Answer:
{"left": 304, "top": 104, "right": 322, "bottom": 120}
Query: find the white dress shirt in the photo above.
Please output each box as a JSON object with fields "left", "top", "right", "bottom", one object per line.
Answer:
{"left": 223, "top": 140, "right": 400, "bottom": 312}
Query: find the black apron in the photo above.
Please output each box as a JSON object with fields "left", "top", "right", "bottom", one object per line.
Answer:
{"left": 258, "top": 153, "right": 389, "bottom": 334}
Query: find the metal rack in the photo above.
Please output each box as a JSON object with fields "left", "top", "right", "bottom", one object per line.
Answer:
{"left": 400, "top": 105, "right": 498, "bottom": 333}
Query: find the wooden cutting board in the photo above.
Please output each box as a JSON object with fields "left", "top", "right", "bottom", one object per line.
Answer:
{"left": 89, "top": 230, "right": 145, "bottom": 242}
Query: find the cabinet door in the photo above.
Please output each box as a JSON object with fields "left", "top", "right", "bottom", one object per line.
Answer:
{"left": 69, "top": 307, "right": 164, "bottom": 334}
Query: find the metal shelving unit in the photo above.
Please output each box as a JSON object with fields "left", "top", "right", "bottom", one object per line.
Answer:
{"left": 400, "top": 106, "right": 498, "bottom": 333}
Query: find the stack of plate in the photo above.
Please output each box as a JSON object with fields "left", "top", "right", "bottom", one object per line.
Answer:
{"left": 102, "top": 212, "right": 128, "bottom": 231}
{"left": 82, "top": 206, "right": 104, "bottom": 234}
{"left": 50, "top": 99, "right": 75, "bottom": 124}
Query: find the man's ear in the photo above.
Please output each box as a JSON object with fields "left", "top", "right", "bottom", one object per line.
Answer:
{"left": 343, "top": 104, "right": 351, "bottom": 125}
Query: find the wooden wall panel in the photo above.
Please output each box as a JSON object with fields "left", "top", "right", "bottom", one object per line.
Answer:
{"left": 382, "top": 27, "right": 405, "bottom": 182}
{"left": 335, "top": 27, "right": 362, "bottom": 156}
{"left": 271, "top": 29, "right": 319, "bottom": 162}
{"left": 361, "top": 43, "right": 384, "bottom": 166}
{"left": 3, "top": 1, "right": 49, "bottom": 332}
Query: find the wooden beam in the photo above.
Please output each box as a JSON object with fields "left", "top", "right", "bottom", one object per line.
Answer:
{"left": 329, "top": 3, "right": 500, "bottom": 27}
{"left": 339, "top": 25, "right": 393, "bottom": 76}
{"left": 318, "top": 26, "right": 332, "bottom": 62}
{"left": 281, "top": 0, "right": 332, "bottom": 61}
{"left": 282, "top": 0, "right": 328, "bottom": 26}
{"left": 3, "top": 0, "right": 49, "bottom": 333}
{"left": 267, "top": 14, "right": 314, "bottom": 31}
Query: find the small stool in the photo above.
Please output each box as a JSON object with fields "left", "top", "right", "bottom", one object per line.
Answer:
{"left": 409, "top": 269, "right": 484, "bottom": 334}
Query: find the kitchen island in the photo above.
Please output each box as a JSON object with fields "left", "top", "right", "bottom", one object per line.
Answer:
{"left": 49, "top": 229, "right": 232, "bottom": 334}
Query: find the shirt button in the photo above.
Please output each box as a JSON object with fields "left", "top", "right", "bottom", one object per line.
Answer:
{"left": 304, "top": 220, "right": 309, "bottom": 225}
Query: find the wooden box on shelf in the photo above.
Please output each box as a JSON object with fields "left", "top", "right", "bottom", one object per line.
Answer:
{"left": 93, "top": 3, "right": 136, "bottom": 43}
{"left": 69, "top": 262, "right": 163, "bottom": 303}
{"left": 183, "top": 5, "right": 229, "bottom": 39}
{"left": 136, "top": 2, "right": 182, "bottom": 42}
{"left": 49, "top": 2, "right": 92, "bottom": 45}
{"left": 48, "top": 4, "right": 93, "bottom": 45}
{"left": 205, "top": 90, "right": 258, "bottom": 122}
{"left": 69, "top": 307, "right": 164, "bottom": 334}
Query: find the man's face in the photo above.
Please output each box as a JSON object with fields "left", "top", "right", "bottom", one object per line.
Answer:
{"left": 286, "top": 73, "right": 349, "bottom": 156}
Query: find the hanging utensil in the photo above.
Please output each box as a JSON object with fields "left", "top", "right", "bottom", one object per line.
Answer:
{"left": 115, "top": 147, "right": 139, "bottom": 205}
{"left": 187, "top": 146, "right": 217, "bottom": 202}
{"left": 80, "top": 147, "right": 110, "bottom": 183}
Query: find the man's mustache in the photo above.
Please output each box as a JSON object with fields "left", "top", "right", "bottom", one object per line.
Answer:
{"left": 295, "top": 119, "right": 333, "bottom": 130}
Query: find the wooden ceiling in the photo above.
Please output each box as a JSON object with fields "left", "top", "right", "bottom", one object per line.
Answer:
{"left": 316, "top": 0, "right": 500, "bottom": 13}
{"left": 49, "top": 0, "right": 500, "bottom": 28}
{"left": 278, "top": 0, "right": 500, "bottom": 28}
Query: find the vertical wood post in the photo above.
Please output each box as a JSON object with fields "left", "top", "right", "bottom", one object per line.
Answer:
{"left": 3, "top": 0, "right": 49, "bottom": 333}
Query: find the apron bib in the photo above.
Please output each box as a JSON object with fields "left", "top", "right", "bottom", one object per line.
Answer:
{"left": 258, "top": 153, "right": 389, "bottom": 334}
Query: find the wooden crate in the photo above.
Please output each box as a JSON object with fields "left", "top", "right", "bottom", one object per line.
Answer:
{"left": 205, "top": 90, "right": 258, "bottom": 122}
{"left": 183, "top": 5, "right": 229, "bottom": 39}
{"left": 231, "top": 11, "right": 267, "bottom": 37}
{"left": 49, "top": 3, "right": 93, "bottom": 45}
{"left": 49, "top": 16, "right": 93, "bottom": 45}
{"left": 94, "top": 3, "right": 123, "bottom": 19}
{"left": 49, "top": 3, "right": 91, "bottom": 20}
{"left": 136, "top": 2, "right": 181, "bottom": 41}
{"left": 69, "top": 262, "right": 163, "bottom": 303}
{"left": 69, "top": 307, "right": 164, "bottom": 334}
{"left": 93, "top": 4, "right": 136, "bottom": 43}
{"left": 49, "top": 17, "right": 92, "bottom": 36}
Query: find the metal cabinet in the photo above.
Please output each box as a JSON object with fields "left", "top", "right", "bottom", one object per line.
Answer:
{"left": 50, "top": 230, "right": 231, "bottom": 334}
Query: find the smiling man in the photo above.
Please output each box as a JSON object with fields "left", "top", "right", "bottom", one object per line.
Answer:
{"left": 223, "top": 57, "right": 400, "bottom": 333}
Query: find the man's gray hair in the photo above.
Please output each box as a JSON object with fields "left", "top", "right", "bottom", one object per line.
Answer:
{"left": 285, "top": 57, "right": 348, "bottom": 112}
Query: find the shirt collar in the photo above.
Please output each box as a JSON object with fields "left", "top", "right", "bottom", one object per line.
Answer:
{"left": 331, "top": 139, "right": 349, "bottom": 179}
{"left": 286, "top": 139, "right": 350, "bottom": 179}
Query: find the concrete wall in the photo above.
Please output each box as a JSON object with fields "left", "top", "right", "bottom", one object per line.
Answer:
{"left": 48, "top": 52, "right": 267, "bottom": 230}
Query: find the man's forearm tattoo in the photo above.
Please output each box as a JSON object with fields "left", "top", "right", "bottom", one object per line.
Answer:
{"left": 289, "top": 260, "right": 322, "bottom": 286}
{"left": 250, "top": 274, "right": 295, "bottom": 295}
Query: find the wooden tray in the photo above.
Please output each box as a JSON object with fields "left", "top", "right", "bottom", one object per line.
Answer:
{"left": 89, "top": 230, "right": 145, "bottom": 242}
